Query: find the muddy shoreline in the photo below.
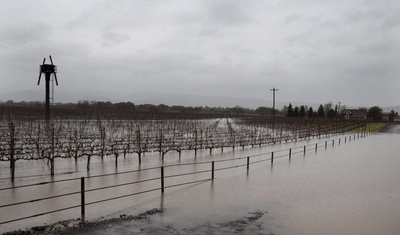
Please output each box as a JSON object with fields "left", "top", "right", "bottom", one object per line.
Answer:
{"left": 4, "top": 209, "right": 270, "bottom": 235}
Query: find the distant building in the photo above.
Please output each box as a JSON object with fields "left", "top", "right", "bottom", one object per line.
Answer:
{"left": 343, "top": 109, "right": 367, "bottom": 120}
{"left": 394, "top": 116, "right": 400, "bottom": 122}
{"left": 382, "top": 112, "right": 390, "bottom": 121}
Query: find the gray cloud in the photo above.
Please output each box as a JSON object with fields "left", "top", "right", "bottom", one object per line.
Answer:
{"left": 0, "top": 0, "right": 399, "bottom": 108}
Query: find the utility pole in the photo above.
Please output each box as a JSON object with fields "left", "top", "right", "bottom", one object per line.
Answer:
{"left": 270, "top": 87, "right": 279, "bottom": 118}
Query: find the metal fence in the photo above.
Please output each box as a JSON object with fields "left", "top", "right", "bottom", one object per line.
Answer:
{"left": 0, "top": 132, "right": 368, "bottom": 230}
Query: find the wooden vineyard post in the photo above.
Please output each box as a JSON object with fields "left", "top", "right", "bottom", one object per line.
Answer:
{"left": 211, "top": 161, "right": 215, "bottom": 179}
{"left": 81, "top": 177, "right": 85, "bottom": 223}
{"left": 161, "top": 167, "right": 164, "bottom": 193}
{"left": 271, "top": 152, "right": 274, "bottom": 164}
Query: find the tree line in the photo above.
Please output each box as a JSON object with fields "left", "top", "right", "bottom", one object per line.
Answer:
{"left": 283, "top": 102, "right": 341, "bottom": 118}
{"left": 0, "top": 100, "right": 278, "bottom": 120}
{"left": 1, "top": 100, "right": 397, "bottom": 121}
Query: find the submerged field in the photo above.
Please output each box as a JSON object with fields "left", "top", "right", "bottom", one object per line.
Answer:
{"left": 1, "top": 117, "right": 364, "bottom": 180}
{"left": 1, "top": 117, "right": 384, "bottom": 234}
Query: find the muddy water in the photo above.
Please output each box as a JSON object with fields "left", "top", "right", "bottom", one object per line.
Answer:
{"left": 147, "top": 133, "right": 400, "bottom": 235}
{"left": 1, "top": 133, "right": 400, "bottom": 234}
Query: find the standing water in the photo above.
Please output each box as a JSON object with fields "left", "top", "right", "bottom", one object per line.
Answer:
{"left": 1, "top": 133, "right": 400, "bottom": 234}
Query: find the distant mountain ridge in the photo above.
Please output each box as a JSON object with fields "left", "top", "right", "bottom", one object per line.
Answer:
{"left": 1, "top": 89, "right": 399, "bottom": 113}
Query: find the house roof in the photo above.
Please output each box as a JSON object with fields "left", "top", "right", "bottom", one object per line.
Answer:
{"left": 343, "top": 109, "right": 367, "bottom": 117}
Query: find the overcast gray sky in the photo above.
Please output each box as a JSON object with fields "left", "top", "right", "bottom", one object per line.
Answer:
{"left": 0, "top": 0, "right": 399, "bottom": 108}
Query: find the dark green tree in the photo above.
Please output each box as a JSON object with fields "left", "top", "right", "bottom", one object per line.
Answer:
{"left": 317, "top": 104, "right": 325, "bottom": 118}
{"left": 326, "top": 109, "right": 336, "bottom": 118}
{"left": 388, "top": 110, "right": 399, "bottom": 121}
{"left": 367, "top": 106, "right": 383, "bottom": 121}
{"left": 287, "top": 103, "right": 294, "bottom": 117}
{"left": 293, "top": 106, "right": 299, "bottom": 117}
{"left": 299, "top": 106, "right": 306, "bottom": 117}
{"left": 307, "top": 107, "right": 314, "bottom": 118}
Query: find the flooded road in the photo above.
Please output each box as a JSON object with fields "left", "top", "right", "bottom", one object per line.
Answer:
{"left": 383, "top": 124, "right": 400, "bottom": 134}
{"left": 1, "top": 132, "right": 400, "bottom": 234}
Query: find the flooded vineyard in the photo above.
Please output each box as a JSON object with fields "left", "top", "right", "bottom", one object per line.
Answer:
{"left": 0, "top": 117, "right": 364, "bottom": 180}
{"left": 1, "top": 117, "right": 376, "bottom": 234}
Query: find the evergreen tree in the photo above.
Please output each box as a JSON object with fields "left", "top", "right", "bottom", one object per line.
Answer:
{"left": 299, "top": 105, "right": 306, "bottom": 117}
{"left": 287, "top": 103, "right": 294, "bottom": 117}
{"left": 293, "top": 106, "right": 300, "bottom": 117}
{"left": 327, "top": 109, "right": 336, "bottom": 118}
{"left": 308, "top": 107, "right": 314, "bottom": 118}
{"left": 317, "top": 104, "right": 325, "bottom": 118}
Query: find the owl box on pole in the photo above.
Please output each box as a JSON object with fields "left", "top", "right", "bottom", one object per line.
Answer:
{"left": 37, "top": 55, "right": 58, "bottom": 121}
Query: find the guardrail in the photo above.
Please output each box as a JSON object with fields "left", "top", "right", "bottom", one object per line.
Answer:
{"left": 0, "top": 132, "right": 369, "bottom": 230}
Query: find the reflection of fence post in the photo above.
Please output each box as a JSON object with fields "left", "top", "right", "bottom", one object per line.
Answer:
{"left": 161, "top": 167, "right": 164, "bottom": 193}
{"left": 247, "top": 157, "right": 249, "bottom": 170}
{"left": 271, "top": 152, "right": 274, "bottom": 163}
{"left": 211, "top": 161, "right": 215, "bottom": 179}
{"left": 81, "top": 177, "right": 85, "bottom": 224}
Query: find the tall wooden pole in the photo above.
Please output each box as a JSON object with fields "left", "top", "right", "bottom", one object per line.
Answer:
{"left": 45, "top": 72, "right": 51, "bottom": 121}
{"left": 270, "top": 87, "right": 279, "bottom": 118}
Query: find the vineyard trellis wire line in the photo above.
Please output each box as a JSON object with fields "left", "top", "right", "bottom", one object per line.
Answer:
{"left": 1, "top": 117, "right": 367, "bottom": 181}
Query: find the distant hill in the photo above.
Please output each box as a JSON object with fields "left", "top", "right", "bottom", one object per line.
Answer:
{"left": 1, "top": 89, "right": 397, "bottom": 112}
{"left": 382, "top": 106, "right": 400, "bottom": 113}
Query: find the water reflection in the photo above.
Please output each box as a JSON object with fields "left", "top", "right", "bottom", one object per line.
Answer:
{"left": 2, "top": 134, "right": 400, "bottom": 234}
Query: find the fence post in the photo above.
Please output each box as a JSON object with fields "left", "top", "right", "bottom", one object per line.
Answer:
{"left": 325, "top": 141, "right": 327, "bottom": 149}
{"left": 289, "top": 148, "right": 292, "bottom": 160}
{"left": 211, "top": 161, "right": 215, "bottom": 179}
{"left": 339, "top": 138, "right": 341, "bottom": 145}
{"left": 247, "top": 157, "right": 249, "bottom": 170}
{"left": 315, "top": 143, "right": 317, "bottom": 152}
{"left": 161, "top": 167, "right": 164, "bottom": 193}
{"left": 81, "top": 177, "right": 85, "bottom": 224}
{"left": 271, "top": 152, "right": 274, "bottom": 163}
{"left": 332, "top": 139, "right": 334, "bottom": 147}
{"left": 303, "top": 146, "right": 306, "bottom": 155}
